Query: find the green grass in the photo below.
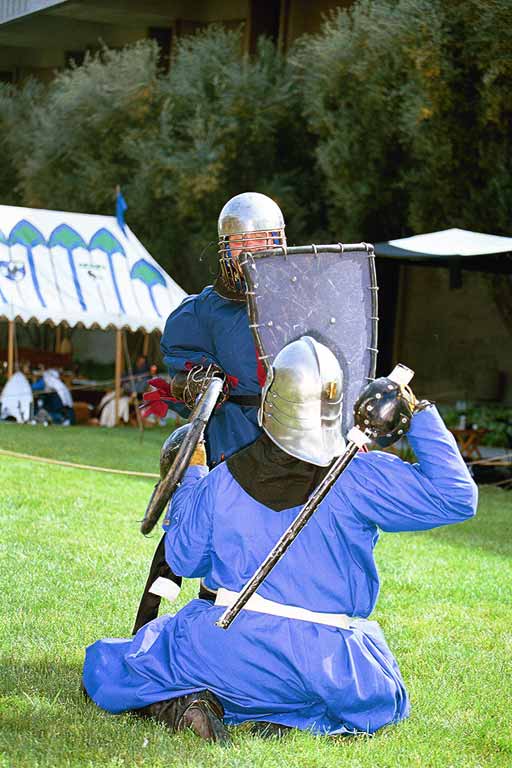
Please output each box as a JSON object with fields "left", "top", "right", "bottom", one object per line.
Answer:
{"left": 0, "top": 423, "right": 511, "bottom": 767}
{"left": 0, "top": 421, "right": 169, "bottom": 473}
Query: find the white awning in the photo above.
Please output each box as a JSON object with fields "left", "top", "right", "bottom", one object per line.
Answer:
{"left": 0, "top": 204, "right": 186, "bottom": 332}
{"left": 387, "top": 228, "right": 512, "bottom": 257}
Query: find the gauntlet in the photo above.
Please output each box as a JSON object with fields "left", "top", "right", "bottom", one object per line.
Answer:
{"left": 171, "top": 364, "right": 228, "bottom": 410}
{"left": 354, "top": 375, "right": 432, "bottom": 447}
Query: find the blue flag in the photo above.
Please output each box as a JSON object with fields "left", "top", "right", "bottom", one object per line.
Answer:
{"left": 116, "top": 189, "right": 128, "bottom": 234}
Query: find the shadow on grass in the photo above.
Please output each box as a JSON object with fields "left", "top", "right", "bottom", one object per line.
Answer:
{"left": 425, "top": 488, "right": 511, "bottom": 558}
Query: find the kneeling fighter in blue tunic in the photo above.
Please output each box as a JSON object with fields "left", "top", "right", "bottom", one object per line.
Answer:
{"left": 83, "top": 337, "right": 477, "bottom": 742}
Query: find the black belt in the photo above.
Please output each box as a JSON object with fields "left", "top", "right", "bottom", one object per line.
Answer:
{"left": 229, "top": 394, "right": 261, "bottom": 407}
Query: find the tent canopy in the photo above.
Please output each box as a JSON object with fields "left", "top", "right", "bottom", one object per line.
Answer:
{"left": 375, "top": 228, "right": 512, "bottom": 273}
{"left": 0, "top": 204, "right": 186, "bottom": 332}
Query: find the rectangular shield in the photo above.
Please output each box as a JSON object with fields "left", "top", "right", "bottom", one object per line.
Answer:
{"left": 241, "top": 243, "right": 378, "bottom": 432}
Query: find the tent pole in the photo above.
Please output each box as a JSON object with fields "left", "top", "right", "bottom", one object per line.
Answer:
{"left": 7, "top": 319, "right": 14, "bottom": 379}
{"left": 122, "top": 330, "right": 145, "bottom": 440}
{"left": 143, "top": 332, "right": 150, "bottom": 357}
{"left": 115, "top": 329, "right": 122, "bottom": 426}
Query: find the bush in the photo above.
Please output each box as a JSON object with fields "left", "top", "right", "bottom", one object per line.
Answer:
{"left": 128, "top": 27, "right": 318, "bottom": 288}
{"left": 3, "top": 4, "right": 512, "bottom": 286}
{"left": 0, "top": 78, "right": 44, "bottom": 207}
{"left": 293, "top": 0, "right": 512, "bottom": 241}
{"left": 2, "top": 29, "right": 316, "bottom": 293}
{"left": 17, "top": 41, "right": 162, "bottom": 236}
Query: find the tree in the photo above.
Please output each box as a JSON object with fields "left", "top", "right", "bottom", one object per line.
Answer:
{"left": 0, "top": 79, "right": 44, "bottom": 207}
{"left": 128, "top": 27, "right": 318, "bottom": 289}
{"left": 5, "top": 29, "right": 316, "bottom": 293}
{"left": 294, "top": 0, "right": 512, "bottom": 241}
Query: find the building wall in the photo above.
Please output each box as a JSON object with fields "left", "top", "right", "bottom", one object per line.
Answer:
{"left": 286, "top": 0, "right": 352, "bottom": 43}
{"left": 396, "top": 266, "right": 512, "bottom": 404}
{"left": 0, "top": 0, "right": 355, "bottom": 82}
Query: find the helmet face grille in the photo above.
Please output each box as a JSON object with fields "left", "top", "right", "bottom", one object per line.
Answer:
{"left": 218, "top": 230, "right": 286, "bottom": 292}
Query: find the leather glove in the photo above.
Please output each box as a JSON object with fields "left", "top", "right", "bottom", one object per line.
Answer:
{"left": 189, "top": 442, "right": 207, "bottom": 466}
{"left": 400, "top": 384, "right": 432, "bottom": 415}
{"left": 171, "top": 365, "right": 228, "bottom": 410}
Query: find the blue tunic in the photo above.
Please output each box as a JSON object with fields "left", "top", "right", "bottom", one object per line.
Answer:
{"left": 161, "top": 287, "right": 262, "bottom": 466}
{"left": 83, "top": 408, "right": 477, "bottom": 735}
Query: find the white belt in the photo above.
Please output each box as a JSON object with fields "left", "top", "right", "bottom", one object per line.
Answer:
{"left": 215, "top": 588, "right": 354, "bottom": 630}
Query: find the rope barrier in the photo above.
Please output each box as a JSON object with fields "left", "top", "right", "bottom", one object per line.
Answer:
{"left": 1, "top": 449, "right": 509, "bottom": 485}
{"left": 0, "top": 448, "right": 159, "bottom": 479}
{"left": 468, "top": 452, "right": 512, "bottom": 466}
{"left": 68, "top": 372, "right": 160, "bottom": 393}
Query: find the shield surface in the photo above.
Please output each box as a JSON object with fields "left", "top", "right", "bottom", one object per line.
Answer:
{"left": 241, "top": 243, "right": 378, "bottom": 432}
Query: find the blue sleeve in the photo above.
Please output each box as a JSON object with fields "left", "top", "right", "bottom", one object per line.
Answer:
{"left": 163, "top": 465, "right": 213, "bottom": 577}
{"left": 32, "top": 378, "right": 44, "bottom": 391}
{"left": 161, "top": 294, "right": 220, "bottom": 375}
{"left": 339, "top": 407, "right": 478, "bottom": 532}
{"left": 160, "top": 294, "right": 220, "bottom": 416}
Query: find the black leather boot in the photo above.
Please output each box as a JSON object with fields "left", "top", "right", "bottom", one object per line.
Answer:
{"left": 134, "top": 691, "right": 230, "bottom": 744}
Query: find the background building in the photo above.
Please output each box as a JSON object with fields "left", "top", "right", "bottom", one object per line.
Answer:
{"left": 0, "top": 0, "right": 352, "bottom": 83}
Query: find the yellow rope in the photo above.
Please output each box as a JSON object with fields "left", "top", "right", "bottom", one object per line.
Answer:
{"left": 0, "top": 448, "right": 159, "bottom": 479}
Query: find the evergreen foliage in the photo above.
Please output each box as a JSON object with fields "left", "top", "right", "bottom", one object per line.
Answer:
{"left": 127, "top": 28, "right": 317, "bottom": 288}
{"left": 0, "top": 29, "right": 313, "bottom": 292}
{"left": 1, "top": 4, "right": 511, "bottom": 288}
{"left": 0, "top": 78, "right": 44, "bottom": 206}
{"left": 294, "top": 0, "right": 512, "bottom": 241}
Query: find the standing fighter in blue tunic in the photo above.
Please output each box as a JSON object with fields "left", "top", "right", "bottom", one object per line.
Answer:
{"left": 83, "top": 337, "right": 478, "bottom": 742}
{"left": 146, "top": 192, "right": 286, "bottom": 467}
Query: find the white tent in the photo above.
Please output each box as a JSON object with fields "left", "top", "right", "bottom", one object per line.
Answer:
{"left": 0, "top": 204, "right": 187, "bottom": 422}
{"left": 0, "top": 204, "right": 186, "bottom": 330}
{"left": 375, "top": 228, "right": 512, "bottom": 268}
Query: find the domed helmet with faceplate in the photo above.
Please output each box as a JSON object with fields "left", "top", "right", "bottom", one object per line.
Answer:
{"left": 217, "top": 192, "right": 286, "bottom": 296}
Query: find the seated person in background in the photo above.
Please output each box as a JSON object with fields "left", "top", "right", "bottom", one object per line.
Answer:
{"left": 97, "top": 390, "right": 131, "bottom": 428}
{"left": 32, "top": 368, "right": 74, "bottom": 425}
{"left": 82, "top": 337, "right": 477, "bottom": 743}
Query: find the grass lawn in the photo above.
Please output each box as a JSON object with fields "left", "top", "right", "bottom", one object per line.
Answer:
{"left": 0, "top": 422, "right": 511, "bottom": 767}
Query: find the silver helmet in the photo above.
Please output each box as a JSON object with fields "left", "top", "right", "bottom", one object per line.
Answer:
{"left": 217, "top": 192, "right": 286, "bottom": 293}
{"left": 259, "top": 336, "right": 345, "bottom": 466}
